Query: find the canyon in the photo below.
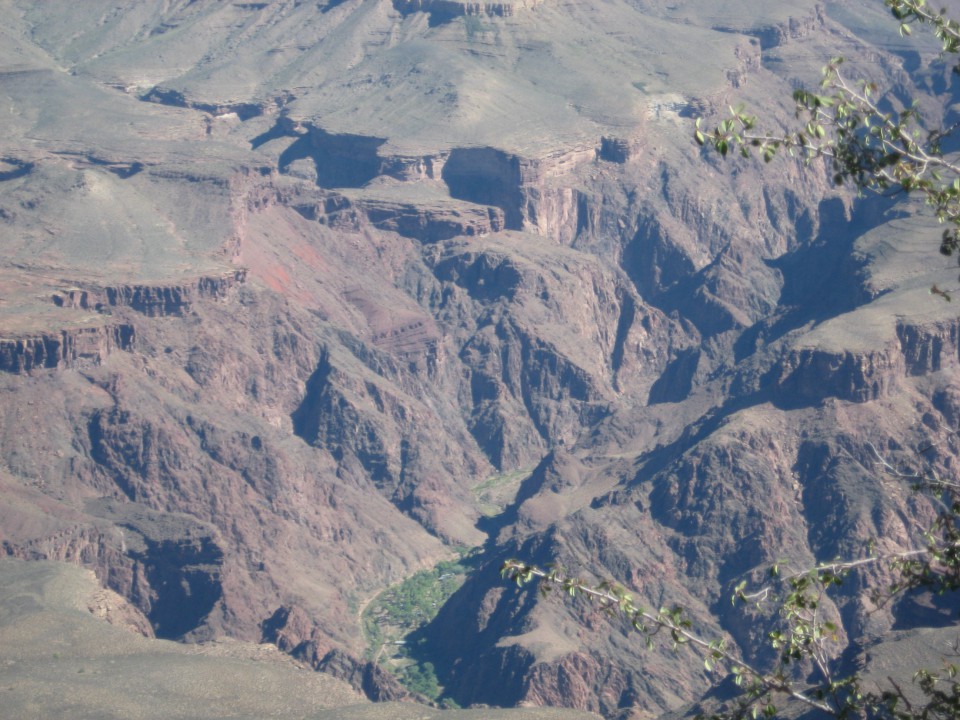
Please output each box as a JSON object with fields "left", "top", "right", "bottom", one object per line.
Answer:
{"left": 1, "top": 0, "right": 958, "bottom": 718}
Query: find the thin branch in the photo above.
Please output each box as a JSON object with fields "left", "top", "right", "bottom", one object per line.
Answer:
{"left": 503, "top": 562, "right": 836, "bottom": 715}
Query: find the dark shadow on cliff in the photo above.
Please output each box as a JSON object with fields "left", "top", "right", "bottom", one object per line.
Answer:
{"left": 85, "top": 498, "right": 225, "bottom": 640}
{"left": 391, "top": 0, "right": 464, "bottom": 27}
{"left": 250, "top": 121, "right": 293, "bottom": 150}
{"left": 291, "top": 351, "right": 332, "bottom": 444}
{"left": 648, "top": 347, "right": 700, "bottom": 404}
{"left": 0, "top": 158, "right": 35, "bottom": 181}
{"left": 474, "top": 450, "right": 562, "bottom": 540}
{"left": 406, "top": 531, "right": 563, "bottom": 709}
{"left": 442, "top": 147, "right": 525, "bottom": 230}
{"left": 275, "top": 128, "right": 386, "bottom": 188}
{"left": 734, "top": 195, "right": 901, "bottom": 363}
{"left": 321, "top": 0, "right": 349, "bottom": 11}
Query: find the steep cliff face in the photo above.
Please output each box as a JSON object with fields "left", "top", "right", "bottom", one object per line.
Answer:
{"left": 51, "top": 272, "right": 246, "bottom": 317}
{"left": 897, "top": 319, "right": 960, "bottom": 375}
{"left": 262, "top": 603, "right": 411, "bottom": 701}
{"left": 0, "top": 325, "right": 135, "bottom": 374}
{"left": 0, "top": 291, "right": 455, "bottom": 666}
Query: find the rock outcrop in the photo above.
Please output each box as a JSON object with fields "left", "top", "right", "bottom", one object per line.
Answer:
{"left": 51, "top": 270, "right": 247, "bottom": 317}
{"left": 263, "top": 116, "right": 596, "bottom": 244}
{"left": 0, "top": 324, "right": 135, "bottom": 374}
{"left": 4, "top": 498, "right": 226, "bottom": 640}
{"left": 294, "top": 193, "right": 506, "bottom": 243}
{"left": 393, "top": 0, "right": 545, "bottom": 20}
{"left": 897, "top": 318, "right": 960, "bottom": 375}
{"left": 262, "top": 605, "right": 409, "bottom": 701}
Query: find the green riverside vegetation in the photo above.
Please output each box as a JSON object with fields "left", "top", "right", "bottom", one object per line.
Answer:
{"left": 364, "top": 551, "right": 479, "bottom": 703}
{"left": 472, "top": 467, "right": 533, "bottom": 517}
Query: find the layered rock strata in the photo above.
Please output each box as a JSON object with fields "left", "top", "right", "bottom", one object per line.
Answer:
{"left": 0, "top": 325, "right": 135, "bottom": 374}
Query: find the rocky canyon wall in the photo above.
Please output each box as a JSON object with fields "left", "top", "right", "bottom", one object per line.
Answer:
{"left": 2, "top": 1, "right": 957, "bottom": 717}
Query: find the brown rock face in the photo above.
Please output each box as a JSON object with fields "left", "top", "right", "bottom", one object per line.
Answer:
{"left": 50, "top": 272, "right": 247, "bottom": 317}
{"left": 86, "top": 583, "right": 156, "bottom": 638}
{"left": 0, "top": 325, "right": 135, "bottom": 374}
{"left": 261, "top": 605, "right": 409, "bottom": 700}
{"left": 897, "top": 319, "right": 960, "bottom": 375}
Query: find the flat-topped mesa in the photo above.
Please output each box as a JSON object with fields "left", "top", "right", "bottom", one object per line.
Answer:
{"left": 263, "top": 116, "right": 607, "bottom": 246}
{"left": 392, "top": 0, "right": 544, "bottom": 18}
{"left": 51, "top": 270, "right": 247, "bottom": 317}
{"left": 270, "top": 121, "right": 596, "bottom": 242}
{"left": 366, "top": 143, "right": 593, "bottom": 243}
{"left": 0, "top": 324, "right": 135, "bottom": 374}
{"left": 728, "top": 317, "right": 960, "bottom": 408}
